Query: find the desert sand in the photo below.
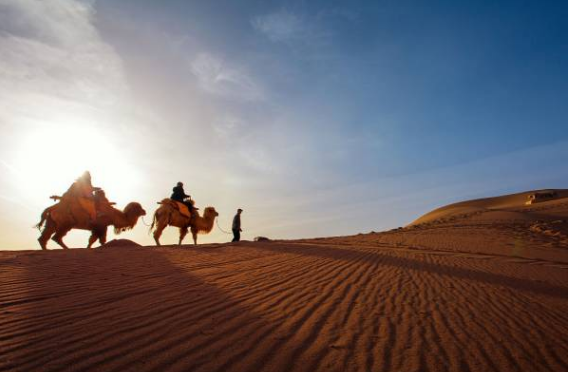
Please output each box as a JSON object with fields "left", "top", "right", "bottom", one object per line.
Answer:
{"left": 0, "top": 190, "right": 567, "bottom": 372}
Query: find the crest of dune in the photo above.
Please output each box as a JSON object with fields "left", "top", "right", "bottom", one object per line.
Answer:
{"left": 409, "top": 189, "right": 568, "bottom": 226}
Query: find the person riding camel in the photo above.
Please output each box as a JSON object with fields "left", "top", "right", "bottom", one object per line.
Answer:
{"left": 170, "top": 181, "right": 195, "bottom": 215}
{"left": 59, "top": 171, "right": 100, "bottom": 222}
{"left": 93, "top": 189, "right": 116, "bottom": 217}
{"left": 94, "top": 189, "right": 115, "bottom": 207}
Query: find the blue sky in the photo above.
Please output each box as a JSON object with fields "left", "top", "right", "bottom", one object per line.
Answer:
{"left": 97, "top": 0, "right": 567, "bottom": 174}
{"left": 0, "top": 0, "right": 567, "bottom": 248}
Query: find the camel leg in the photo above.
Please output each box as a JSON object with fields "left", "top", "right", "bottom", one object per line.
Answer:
{"left": 88, "top": 227, "right": 107, "bottom": 248}
{"left": 153, "top": 221, "right": 167, "bottom": 246}
{"left": 178, "top": 228, "right": 188, "bottom": 245}
{"left": 98, "top": 229, "right": 108, "bottom": 246}
{"left": 51, "top": 225, "right": 72, "bottom": 250}
{"left": 192, "top": 231, "right": 198, "bottom": 245}
{"left": 38, "top": 224, "right": 56, "bottom": 250}
{"left": 87, "top": 231, "right": 98, "bottom": 249}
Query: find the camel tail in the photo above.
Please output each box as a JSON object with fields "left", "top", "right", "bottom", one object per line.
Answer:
{"left": 35, "top": 209, "right": 49, "bottom": 230}
{"left": 149, "top": 210, "right": 158, "bottom": 234}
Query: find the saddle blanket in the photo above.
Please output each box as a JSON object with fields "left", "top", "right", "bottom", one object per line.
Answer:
{"left": 173, "top": 201, "right": 191, "bottom": 218}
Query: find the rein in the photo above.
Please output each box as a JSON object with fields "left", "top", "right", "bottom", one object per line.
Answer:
{"left": 140, "top": 215, "right": 153, "bottom": 227}
{"left": 215, "top": 218, "right": 233, "bottom": 235}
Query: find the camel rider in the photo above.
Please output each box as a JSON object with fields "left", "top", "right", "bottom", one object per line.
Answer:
{"left": 93, "top": 189, "right": 116, "bottom": 217}
{"left": 94, "top": 189, "right": 115, "bottom": 207}
{"left": 171, "top": 182, "right": 195, "bottom": 214}
{"left": 61, "top": 171, "right": 100, "bottom": 222}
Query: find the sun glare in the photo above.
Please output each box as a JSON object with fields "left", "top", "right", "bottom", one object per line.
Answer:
{"left": 11, "top": 124, "right": 141, "bottom": 207}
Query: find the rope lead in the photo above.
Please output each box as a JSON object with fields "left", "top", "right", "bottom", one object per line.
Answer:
{"left": 215, "top": 218, "right": 233, "bottom": 235}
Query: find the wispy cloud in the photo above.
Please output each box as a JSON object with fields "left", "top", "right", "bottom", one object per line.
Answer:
{"left": 0, "top": 0, "right": 156, "bottom": 211}
{"left": 212, "top": 115, "right": 242, "bottom": 139}
{"left": 191, "top": 53, "right": 264, "bottom": 101}
{"left": 0, "top": 0, "right": 127, "bottom": 109}
{"left": 316, "top": 7, "right": 360, "bottom": 23}
{"left": 251, "top": 8, "right": 357, "bottom": 46}
{"left": 251, "top": 9, "right": 305, "bottom": 42}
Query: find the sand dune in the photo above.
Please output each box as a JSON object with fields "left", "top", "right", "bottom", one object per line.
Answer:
{"left": 410, "top": 189, "right": 567, "bottom": 226}
{"left": 0, "top": 190, "right": 567, "bottom": 372}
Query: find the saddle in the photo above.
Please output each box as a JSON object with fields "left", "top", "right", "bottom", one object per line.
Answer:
{"left": 174, "top": 201, "right": 191, "bottom": 218}
{"left": 158, "top": 198, "right": 195, "bottom": 218}
{"left": 49, "top": 195, "right": 97, "bottom": 221}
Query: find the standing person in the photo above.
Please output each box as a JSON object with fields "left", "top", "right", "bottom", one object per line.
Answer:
{"left": 232, "top": 208, "right": 243, "bottom": 242}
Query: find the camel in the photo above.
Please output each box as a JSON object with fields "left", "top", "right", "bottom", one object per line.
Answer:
{"left": 150, "top": 199, "right": 219, "bottom": 245}
{"left": 36, "top": 200, "right": 146, "bottom": 250}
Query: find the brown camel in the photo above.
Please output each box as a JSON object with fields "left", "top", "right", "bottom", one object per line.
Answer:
{"left": 150, "top": 199, "right": 219, "bottom": 245}
{"left": 36, "top": 201, "right": 146, "bottom": 250}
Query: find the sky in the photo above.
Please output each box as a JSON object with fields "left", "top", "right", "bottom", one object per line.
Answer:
{"left": 0, "top": 0, "right": 567, "bottom": 249}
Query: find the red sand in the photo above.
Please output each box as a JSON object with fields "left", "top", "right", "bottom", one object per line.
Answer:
{"left": 0, "top": 190, "right": 566, "bottom": 371}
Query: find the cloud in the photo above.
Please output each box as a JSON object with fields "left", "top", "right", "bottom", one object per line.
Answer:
{"left": 316, "top": 8, "right": 360, "bottom": 23}
{"left": 0, "top": 0, "right": 127, "bottom": 109}
{"left": 251, "top": 8, "right": 342, "bottom": 52}
{"left": 251, "top": 9, "right": 305, "bottom": 42}
{"left": 212, "top": 115, "right": 242, "bottom": 139}
{"left": 0, "top": 0, "right": 159, "bottom": 208}
{"left": 190, "top": 53, "right": 264, "bottom": 101}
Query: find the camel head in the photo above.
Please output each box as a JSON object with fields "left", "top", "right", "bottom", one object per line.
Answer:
{"left": 124, "top": 202, "right": 147, "bottom": 218}
{"left": 114, "top": 202, "right": 147, "bottom": 234}
{"left": 192, "top": 206, "right": 219, "bottom": 235}
{"left": 203, "top": 207, "right": 219, "bottom": 219}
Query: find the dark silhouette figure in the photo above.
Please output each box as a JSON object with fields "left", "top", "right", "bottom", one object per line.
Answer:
{"left": 232, "top": 208, "right": 243, "bottom": 242}
{"left": 36, "top": 171, "right": 146, "bottom": 250}
{"left": 57, "top": 170, "right": 100, "bottom": 222}
{"left": 93, "top": 189, "right": 116, "bottom": 218}
{"left": 170, "top": 181, "right": 194, "bottom": 213}
{"left": 94, "top": 189, "right": 115, "bottom": 206}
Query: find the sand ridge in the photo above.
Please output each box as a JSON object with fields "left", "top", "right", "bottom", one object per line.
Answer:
{"left": 410, "top": 189, "right": 567, "bottom": 226}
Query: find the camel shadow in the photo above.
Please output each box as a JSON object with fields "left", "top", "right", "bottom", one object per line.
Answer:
{"left": 0, "top": 247, "right": 274, "bottom": 372}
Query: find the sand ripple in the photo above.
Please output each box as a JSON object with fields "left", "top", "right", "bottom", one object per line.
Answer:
{"left": 0, "top": 238, "right": 566, "bottom": 372}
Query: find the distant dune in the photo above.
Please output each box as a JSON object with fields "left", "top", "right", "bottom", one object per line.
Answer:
{"left": 410, "top": 189, "right": 567, "bottom": 226}
{"left": 0, "top": 190, "right": 566, "bottom": 372}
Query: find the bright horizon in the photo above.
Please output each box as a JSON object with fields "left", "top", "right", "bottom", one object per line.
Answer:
{"left": 0, "top": 0, "right": 567, "bottom": 250}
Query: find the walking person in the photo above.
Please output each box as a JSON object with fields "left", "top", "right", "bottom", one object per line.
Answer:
{"left": 232, "top": 208, "right": 243, "bottom": 242}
